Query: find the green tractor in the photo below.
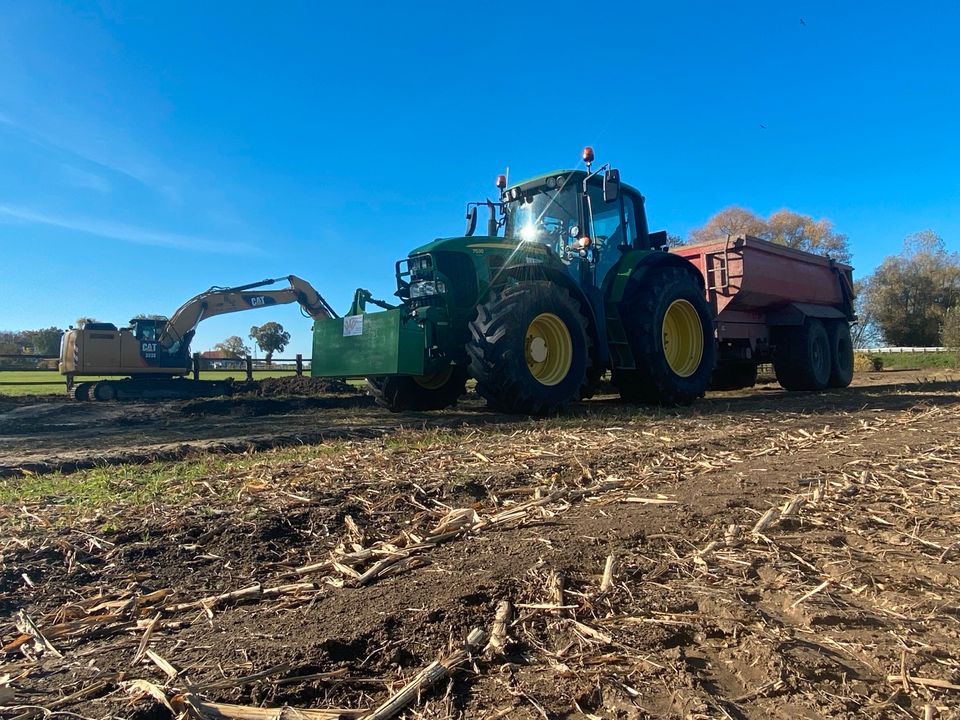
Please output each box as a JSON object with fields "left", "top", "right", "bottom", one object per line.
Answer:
{"left": 312, "top": 147, "right": 716, "bottom": 414}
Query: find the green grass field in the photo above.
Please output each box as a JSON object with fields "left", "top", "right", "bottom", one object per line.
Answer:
{"left": 861, "top": 351, "right": 960, "bottom": 371}
{"left": 0, "top": 369, "right": 302, "bottom": 396}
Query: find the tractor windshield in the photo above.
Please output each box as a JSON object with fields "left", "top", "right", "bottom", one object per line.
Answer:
{"left": 503, "top": 186, "right": 580, "bottom": 253}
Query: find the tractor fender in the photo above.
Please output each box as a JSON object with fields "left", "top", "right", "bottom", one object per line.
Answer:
{"left": 603, "top": 249, "right": 706, "bottom": 306}
{"left": 498, "top": 264, "right": 608, "bottom": 371}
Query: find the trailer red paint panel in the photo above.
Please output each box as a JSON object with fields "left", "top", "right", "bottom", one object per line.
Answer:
{"left": 672, "top": 235, "right": 855, "bottom": 389}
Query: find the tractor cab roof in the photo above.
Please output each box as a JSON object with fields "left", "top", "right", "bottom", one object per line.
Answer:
{"left": 505, "top": 168, "right": 642, "bottom": 200}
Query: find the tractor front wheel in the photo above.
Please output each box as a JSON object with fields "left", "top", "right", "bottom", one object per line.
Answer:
{"left": 468, "top": 282, "right": 591, "bottom": 414}
{"left": 367, "top": 365, "right": 467, "bottom": 412}
{"left": 614, "top": 267, "right": 716, "bottom": 405}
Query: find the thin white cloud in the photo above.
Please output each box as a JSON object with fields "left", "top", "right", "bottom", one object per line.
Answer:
{"left": 0, "top": 204, "right": 259, "bottom": 255}
{"left": 0, "top": 109, "right": 165, "bottom": 188}
{"left": 60, "top": 164, "right": 112, "bottom": 194}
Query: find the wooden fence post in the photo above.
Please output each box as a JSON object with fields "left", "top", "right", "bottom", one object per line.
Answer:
{"left": 192, "top": 353, "right": 200, "bottom": 381}
{"left": 246, "top": 357, "right": 253, "bottom": 381}
{"left": 296, "top": 354, "right": 303, "bottom": 377}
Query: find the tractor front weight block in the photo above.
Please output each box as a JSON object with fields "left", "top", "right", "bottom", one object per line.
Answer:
{"left": 311, "top": 308, "right": 429, "bottom": 377}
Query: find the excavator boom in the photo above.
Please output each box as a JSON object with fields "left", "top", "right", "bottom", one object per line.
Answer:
{"left": 159, "top": 275, "right": 336, "bottom": 351}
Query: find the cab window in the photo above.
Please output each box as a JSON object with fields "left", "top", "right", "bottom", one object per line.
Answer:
{"left": 587, "top": 187, "right": 636, "bottom": 281}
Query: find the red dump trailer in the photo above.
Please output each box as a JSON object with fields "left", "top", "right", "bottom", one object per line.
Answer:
{"left": 673, "top": 235, "right": 856, "bottom": 391}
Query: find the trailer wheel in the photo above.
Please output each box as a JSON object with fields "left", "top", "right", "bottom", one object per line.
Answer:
{"left": 366, "top": 365, "right": 467, "bottom": 412}
{"left": 773, "top": 319, "right": 831, "bottom": 391}
{"left": 614, "top": 267, "right": 716, "bottom": 405}
{"left": 92, "top": 381, "right": 117, "bottom": 401}
{"left": 468, "top": 282, "right": 590, "bottom": 414}
{"left": 709, "top": 363, "right": 758, "bottom": 390}
{"left": 826, "top": 320, "right": 854, "bottom": 388}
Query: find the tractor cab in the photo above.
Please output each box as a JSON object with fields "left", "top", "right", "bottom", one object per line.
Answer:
{"left": 495, "top": 149, "right": 654, "bottom": 289}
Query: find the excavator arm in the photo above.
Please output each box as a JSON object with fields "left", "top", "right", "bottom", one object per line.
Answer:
{"left": 158, "top": 275, "right": 337, "bottom": 352}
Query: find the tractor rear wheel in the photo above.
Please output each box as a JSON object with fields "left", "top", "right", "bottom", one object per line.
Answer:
{"left": 773, "top": 319, "right": 831, "bottom": 391}
{"left": 367, "top": 365, "right": 467, "bottom": 412}
{"left": 709, "top": 362, "right": 758, "bottom": 390}
{"left": 826, "top": 320, "right": 854, "bottom": 388}
{"left": 468, "top": 282, "right": 590, "bottom": 414}
{"left": 614, "top": 267, "right": 716, "bottom": 405}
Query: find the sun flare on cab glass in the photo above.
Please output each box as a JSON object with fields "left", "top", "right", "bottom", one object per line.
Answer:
{"left": 520, "top": 223, "right": 539, "bottom": 243}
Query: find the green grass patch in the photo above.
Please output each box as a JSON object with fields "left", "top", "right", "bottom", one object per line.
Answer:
{"left": 0, "top": 369, "right": 303, "bottom": 397}
{"left": 864, "top": 351, "right": 959, "bottom": 371}
{"left": 1, "top": 441, "right": 347, "bottom": 524}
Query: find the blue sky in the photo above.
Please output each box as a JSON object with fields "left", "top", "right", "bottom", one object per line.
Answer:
{"left": 1, "top": 0, "right": 958, "bottom": 357}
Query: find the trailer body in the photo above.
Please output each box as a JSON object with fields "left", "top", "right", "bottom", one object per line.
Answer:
{"left": 673, "top": 235, "right": 855, "bottom": 385}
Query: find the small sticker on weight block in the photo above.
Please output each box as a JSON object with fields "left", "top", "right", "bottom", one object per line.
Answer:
{"left": 342, "top": 315, "right": 363, "bottom": 337}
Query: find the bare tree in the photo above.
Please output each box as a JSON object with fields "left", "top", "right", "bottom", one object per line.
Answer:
{"left": 689, "top": 207, "right": 767, "bottom": 245}
{"left": 213, "top": 336, "right": 251, "bottom": 358}
{"left": 850, "top": 281, "right": 883, "bottom": 348}
{"left": 687, "top": 207, "right": 851, "bottom": 263}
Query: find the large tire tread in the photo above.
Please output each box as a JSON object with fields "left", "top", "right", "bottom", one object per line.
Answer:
{"left": 467, "top": 282, "right": 591, "bottom": 415}
{"left": 773, "top": 319, "right": 831, "bottom": 391}
{"left": 615, "top": 267, "right": 716, "bottom": 406}
{"left": 826, "top": 320, "right": 854, "bottom": 388}
{"left": 367, "top": 367, "right": 468, "bottom": 412}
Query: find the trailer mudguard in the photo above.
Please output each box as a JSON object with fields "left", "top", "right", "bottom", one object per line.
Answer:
{"left": 766, "top": 302, "right": 849, "bottom": 327}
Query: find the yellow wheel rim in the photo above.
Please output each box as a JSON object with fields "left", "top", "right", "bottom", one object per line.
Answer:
{"left": 525, "top": 312, "right": 573, "bottom": 386}
{"left": 413, "top": 366, "right": 453, "bottom": 390}
{"left": 662, "top": 300, "right": 703, "bottom": 378}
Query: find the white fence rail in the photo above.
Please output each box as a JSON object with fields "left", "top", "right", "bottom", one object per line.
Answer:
{"left": 860, "top": 347, "right": 949, "bottom": 353}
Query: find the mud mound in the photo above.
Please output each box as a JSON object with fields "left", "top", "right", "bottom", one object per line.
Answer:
{"left": 237, "top": 375, "right": 359, "bottom": 396}
{"left": 181, "top": 394, "right": 372, "bottom": 416}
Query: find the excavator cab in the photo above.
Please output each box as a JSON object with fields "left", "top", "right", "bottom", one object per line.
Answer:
{"left": 131, "top": 319, "right": 163, "bottom": 342}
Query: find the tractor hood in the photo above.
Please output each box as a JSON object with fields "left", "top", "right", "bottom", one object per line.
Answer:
{"left": 407, "top": 235, "right": 500, "bottom": 256}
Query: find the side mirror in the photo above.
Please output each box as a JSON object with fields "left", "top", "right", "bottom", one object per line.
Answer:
{"left": 465, "top": 206, "right": 478, "bottom": 236}
{"left": 603, "top": 168, "right": 620, "bottom": 203}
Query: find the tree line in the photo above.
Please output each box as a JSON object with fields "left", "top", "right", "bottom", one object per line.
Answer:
{"left": 0, "top": 321, "right": 292, "bottom": 366}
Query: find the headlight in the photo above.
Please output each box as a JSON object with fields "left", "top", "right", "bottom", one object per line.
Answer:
{"left": 409, "top": 280, "right": 444, "bottom": 298}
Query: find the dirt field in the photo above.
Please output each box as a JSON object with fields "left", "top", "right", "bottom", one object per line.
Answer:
{"left": 2, "top": 371, "right": 960, "bottom": 719}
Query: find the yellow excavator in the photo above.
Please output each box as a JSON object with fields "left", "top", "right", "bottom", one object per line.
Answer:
{"left": 59, "top": 275, "right": 336, "bottom": 401}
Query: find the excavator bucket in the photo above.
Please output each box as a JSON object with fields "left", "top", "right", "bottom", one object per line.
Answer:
{"left": 311, "top": 309, "right": 428, "bottom": 377}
